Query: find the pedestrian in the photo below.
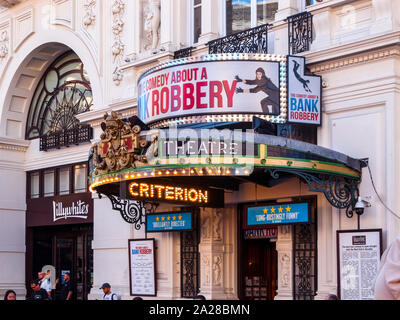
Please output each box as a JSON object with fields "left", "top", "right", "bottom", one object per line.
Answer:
{"left": 325, "top": 294, "right": 338, "bottom": 300}
{"left": 56, "top": 272, "right": 73, "bottom": 300}
{"left": 28, "top": 279, "right": 49, "bottom": 300}
{"left": 100, "top": 283, "right": 118, "bottom": 300}
{"left": 39, "top": 271, "right": 52, "bottom": 298}
{"left": 374, "top": 235, "right": 400, "bottom": 300}
{"left": 4, "top": 290, "right": 16, "bottom": 300}
{"left": 193, "top": 295, "right": 206, "bottom": 300}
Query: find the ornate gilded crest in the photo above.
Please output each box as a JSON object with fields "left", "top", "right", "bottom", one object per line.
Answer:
{"left": 90, "top": 112, "right": 151, "bottom": 175}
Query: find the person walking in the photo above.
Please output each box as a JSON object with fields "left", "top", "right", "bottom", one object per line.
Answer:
{"left": 56, "top": 272, "right": 73, "bottom": 301}
{"left": 4, "top": 290, "right": 16, "bottom": 300}
{"left": 28, "top": 280, "right": 49, "bottom": 300}
{"left": 374, "top": 235, "right": 400, "bottom": 300}
{"left": 39, "top": 271, "right": 52, "bottom": 299}
{"left": 100, "top": 283, "right": 118, "bottom": 300}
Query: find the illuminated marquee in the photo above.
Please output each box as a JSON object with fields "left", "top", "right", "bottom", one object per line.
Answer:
{"left": 127, "top": 182, "right": 224, "bottom": 207}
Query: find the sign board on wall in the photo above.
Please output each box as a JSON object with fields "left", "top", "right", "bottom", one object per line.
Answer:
{"left": 26, "top": 193, "right": 94, "bottom": 227}
{"left": 128, "top": 239, "right": 156, "bottom": 297}
{"left": 146, "top": 212, "right": 192, "bottom": 233}
{"left": 287, "top": 56, "right": 322, "bottom": 126}
{"left": 337, "top": 229, "right": 383, "bottom": 300}
{"left": 245, "top": 202, "right": 309, "bottom": 228}
{"left": 138, "top": 59, "right": 284, "bottom": 125}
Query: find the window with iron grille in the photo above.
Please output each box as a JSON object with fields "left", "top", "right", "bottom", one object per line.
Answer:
{"left": 26, "top": 51, "right": 94, "bottom": 150}
{"left": 287, "top": 11, "right": 313, "bottom": 54}
{"left": 293, "top": 198, "right": 317, "bottom": 300}
{"left": 181, "top": 211, "right": 200, "bottom": 298}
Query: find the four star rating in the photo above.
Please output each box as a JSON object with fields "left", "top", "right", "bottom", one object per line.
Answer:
{"left": 263, "top": 206, "right": 292, "bottom": 215}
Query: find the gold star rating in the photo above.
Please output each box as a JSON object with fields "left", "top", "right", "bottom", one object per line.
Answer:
{"left": 263, "top": 208, "right": 269, "bottom": 214}
{"left": 172, "top": 216, "right": 176, "bottom": 221}
{"left": 278, "top": 207, "right": 283, "bottom": 213}
{"left": 156, "top": 217, "right": 160, "bottom": 221}
{"left": 270, "top": 207, "right": 276, "bottom": 213}
{"left": 161, "top": 217, "right": 165, "bottom": 221}
{"left": 167, "top": 216, "right": 171, "bottom": 221}
{"left": 178, "top": 216, "right": 182, "bottom": 220}
{"left": 286, "top": 206, "right": 291, "bottom": 212}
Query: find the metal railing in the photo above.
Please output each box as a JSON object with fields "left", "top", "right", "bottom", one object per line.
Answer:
{"left": 287, "top": 11, "right": 313, "bottom": 55}
{"left": 174, "top": 46, "right": 194, "bottom": 59}
{"left": 208, "top": 23, "right": 270, "bottom": 54}
{"left": 40, "top": 125, "right": 93, "bottom": 151}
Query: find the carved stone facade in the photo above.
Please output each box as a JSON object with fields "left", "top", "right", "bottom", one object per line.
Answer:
{"left": 275, "top": 225, "right": 293, "bottom": 300}
{"left": 141, "top": 0, "right": 160, "bottom": 52}
{"left": 112, "top": 0, "right": 125, "bottom": 85}
{"left": 83, "top": 0, "right": 96, "bottom": 28}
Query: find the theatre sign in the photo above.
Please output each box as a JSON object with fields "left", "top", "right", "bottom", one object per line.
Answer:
{"left": 138, "top": 54, "right": 322, "bottom": 127}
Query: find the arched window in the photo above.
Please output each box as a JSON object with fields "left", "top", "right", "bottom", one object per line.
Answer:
{"left": 26, "top": 51, "right": 93, "bottom": 140}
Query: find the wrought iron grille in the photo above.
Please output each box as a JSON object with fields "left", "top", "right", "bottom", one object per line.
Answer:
{"left": 208, "top": 24, "right": 270, "bottom": 54}
{"left": 181, "top": 211, "right": 200, "bottom": 298}
{"left": 174, "top": 47, "right": 194, "bottom": 59}
{"left": 40, "top": 125, "right": 93, "bottom": 151}
{"left": 293, "top": 201, "right": 317, "bottom": 300}
{"left": 287, "top": 12, "right": 313, "bottom": 55}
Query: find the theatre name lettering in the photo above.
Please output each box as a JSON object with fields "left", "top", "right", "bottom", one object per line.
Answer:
{"left": 53, "top": 200, "right": 89, "bottom": 222}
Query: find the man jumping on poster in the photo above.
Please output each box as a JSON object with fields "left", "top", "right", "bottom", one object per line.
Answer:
{"left": 235, "top": 67, "right": 280, "bottom": 115}
{"left": 293, "top": 60, "right": 312, "bottom": 93}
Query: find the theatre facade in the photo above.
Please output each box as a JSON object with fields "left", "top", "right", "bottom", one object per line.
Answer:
{"left": 0, "top": 0, "right": 398, "bottom": 300}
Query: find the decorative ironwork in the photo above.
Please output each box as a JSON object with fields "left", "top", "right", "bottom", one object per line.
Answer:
{"left": 208, "top": 24, "right": 270, "bottom": 54}
{"left": 104, "top": 193, "right": 159, "bottom": 228}
{"left": 293, "top": 206, "right": 317, "bottom": 300}
{"left": 181, "top": 211, "right": 200, "bottom": 298}
{"left": 268, "top": 168, "right": 360, "bottom": 218}
{"left": 26, "top": 51, "right": 93, "bottom": 140}
{"left": 174, "top": 47, "right": 193, "bottom": 60}
{"left": 287, "top": 12, "right": 313, "bottom": 55}
{"left": 40, "top": 125, "right": 93, "bottom": 151}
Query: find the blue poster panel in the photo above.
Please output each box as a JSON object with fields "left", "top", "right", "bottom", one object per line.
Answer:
{"left": 247, "top": 202, "right": 309, "bottom": 226}
{"left": 146, "top": 212, "right": 192, "bottom": 232}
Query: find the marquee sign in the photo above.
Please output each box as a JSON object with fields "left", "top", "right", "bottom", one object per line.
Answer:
{"left": 138, "top": 55, "right": 287, "bottom": 127}
{"left": 127, "top": 181, "right": 224, "bottom": 207}
{"left": 146, "top": 212, "right": 192, "bottom": 232}
{"left": 245, "top": 202, "right": 309, "bottom": 227}
{"left": 287, "top": 56, "right": 322, "bottom": 126}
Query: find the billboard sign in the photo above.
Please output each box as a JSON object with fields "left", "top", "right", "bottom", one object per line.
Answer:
{"left": 287, "top": 56, "right": 322, "bottom": 126}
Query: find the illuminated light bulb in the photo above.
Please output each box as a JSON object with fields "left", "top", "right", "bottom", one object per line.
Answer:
{"left": 144, "top": 172, "right": 148, "bottom": 177}
{"left": 137, "top": 173, "right": 142, "bottom": 178}
{"left": 173, "top": 171, "right": 178, "bottom": 175}
{"left": 125, "top": 175, "right": 129, "bottom": 179}
{"left": 226, "top": 170, "right": 231, "bottom": 175}
{"left": 151, "top": 172, "right": 155, "bottom": 177}
{"left": 131, "top": 175, "right": 135, "bottom": 179}
{"left": 166, "top": 171, "right": 170, "bottom": 175}
{"left": 182, "top": 170, "right": 186, "bottom": 174}
{"left": 199, "top": 170, "right": 203, "bottom": 175}
{"left": 158, "top": 171, "right": 162, "bottom": 175}
{"left": 190, "top": 170, "right": 194, "bottom": 174}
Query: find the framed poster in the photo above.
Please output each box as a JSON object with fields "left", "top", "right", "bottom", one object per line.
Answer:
{"left": 337, "top": 229, "right": 383, "bottom": 300}
{"left": 128, "top": 239, "right": 156, "bottom": 297}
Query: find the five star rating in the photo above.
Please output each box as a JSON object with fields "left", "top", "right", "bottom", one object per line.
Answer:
{"left": 155, "top": 215, "right": 183, "bottom": 222}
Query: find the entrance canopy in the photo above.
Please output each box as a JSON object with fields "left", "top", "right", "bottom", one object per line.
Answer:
{"left": 89, "top": 112, "right": 363, "bottom": 223}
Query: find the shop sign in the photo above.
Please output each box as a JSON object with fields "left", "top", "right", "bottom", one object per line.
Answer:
{"left": 146, "top": 212, "right": 192, "bottom": 233}
{"left": 337, "top": 229, "right": 382, "bottom": 300}
{"left": 246, "top": 202, "right": 309, "bottom": 227}
{"left": 27, "top": 193, "right": 94, "bottom": 227}
{"left": 127, "top": 181, "right": 224, "bottom": 207}
{"left": 53, "top": 200, "right": 89, "bottom": 222}
{"left": 287, "top": 56, "right": 322, "bottom": 126}
{"left": 138, "top": 59, "right": 283, "bottom": 125}
{"left": 243, "top": 228, "right": 278, "bottom": 240}
{"left": 128, "top": 239, "right": 156, "bottom": 297}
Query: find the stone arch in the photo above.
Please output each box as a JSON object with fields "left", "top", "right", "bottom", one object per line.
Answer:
{"left": 0, "top": 30, "right": 103, "bottom": 141}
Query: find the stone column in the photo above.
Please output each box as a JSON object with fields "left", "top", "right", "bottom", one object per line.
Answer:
{"left": 197, "top": 0, "right": 220, "bottom": 44}
{"left": 198, "top": 207, "right": 226, "bottom": 299}
{"left": 274, "top": 225, "right": 293, "bottom": 300}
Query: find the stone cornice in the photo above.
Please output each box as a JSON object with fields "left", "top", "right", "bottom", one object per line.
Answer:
{"left": 308, "top": 44, "right": 400, "bottom": 73}
{"left": 305, "top": 31, "right": 400, "bottom": 68}
{"left": 0, "top": 136, "right": 29, "bottom": 152}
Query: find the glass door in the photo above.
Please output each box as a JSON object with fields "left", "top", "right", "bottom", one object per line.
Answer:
{"left": 55, "top": 237, "right": 75, "bottom": 300}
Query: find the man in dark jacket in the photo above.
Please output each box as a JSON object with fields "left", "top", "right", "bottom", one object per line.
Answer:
{"left": 235, "top": 68, "right": 280, "bottom": 115}
{"left": 28, "top": 279, "right": 49, "bottom": 300}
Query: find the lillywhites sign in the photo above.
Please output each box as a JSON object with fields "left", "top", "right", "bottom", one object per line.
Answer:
{"left": 146, "top": 212, "right": 192, "bottom": 232}
{"left": 287, "top": 56, "right": 322, "bottom": 125}
{"left": 53, "top": 200, "right": 89, "bottom": 222}
{"left": 246, "top": 202, "right": 309, "bottom": 227}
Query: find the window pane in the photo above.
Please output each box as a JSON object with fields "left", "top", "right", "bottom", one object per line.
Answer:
{"left": 74, "top": 164, "right": 87, "bottom": 193}
{"left": 194, "top": 4, "right": 202, "bottom": 43}
{"left": 30, "top": 172, "right": 40, "bottom": 199}
{"left": 59, "top": 167, "right": 70, "bottom": 195}
{"left": 226, "top": 0, "right": 251, "bottom": 35}
{"left": 257, "top": 0, "right": 278, "bottom": 25}
{"left": 44, "top": 170, "right": 55, "bottom": 197}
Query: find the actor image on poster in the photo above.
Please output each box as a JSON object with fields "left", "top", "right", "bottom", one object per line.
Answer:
{"left": 235, "top": 67, "right": 280, "bottom": 115}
